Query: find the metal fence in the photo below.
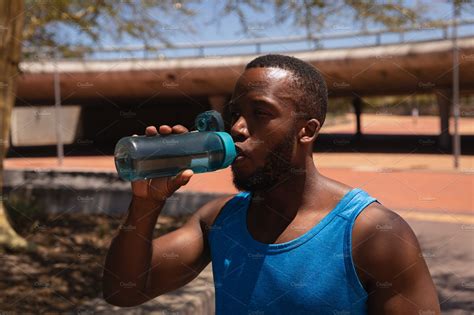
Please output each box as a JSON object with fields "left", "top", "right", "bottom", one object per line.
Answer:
{"left": 24, "top": 19, "right": 474, "bottom": 60}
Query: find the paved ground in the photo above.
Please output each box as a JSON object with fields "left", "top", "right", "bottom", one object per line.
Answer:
{"left": 322, "top": 114, "right": 474, "bottom": 135}
{"left": 6, "top": 153, "right": 472, "bottom": 214}
{"left": 182, "top": 166, "right": 473, "bottom": 213}
{"left": 408, "top": 219, "right": 474, "bottom": 315}
{"left": 5, "top": 152, "right": 473, "bottom": 172}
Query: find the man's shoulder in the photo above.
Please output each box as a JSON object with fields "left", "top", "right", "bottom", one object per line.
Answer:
{"left": 353, "top": 202, "right": 416, "bottom": 259}
{"left": 353, "top": 202, "right": 412, "bottom": 238}
{"left": 352, "top": 202, "right": 422, "bottom": 287}
{"left": 195, "top": 193, "right": 238, "bottom": 229}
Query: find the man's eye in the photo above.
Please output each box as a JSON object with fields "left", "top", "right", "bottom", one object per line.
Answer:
{"left": 230, "top": 111, "right": 240, "bottom": 118}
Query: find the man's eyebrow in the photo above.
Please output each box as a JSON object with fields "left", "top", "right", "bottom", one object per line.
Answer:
{"left": 252, "top": 99, "right": 278, "bottom": 110}
{"left": 229, "top": 97, "right": 283, "bottom": 113}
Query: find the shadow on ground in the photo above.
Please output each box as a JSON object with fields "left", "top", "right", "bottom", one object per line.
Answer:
{"left": 435, "top": 273, "right": 474, "bottom": 314}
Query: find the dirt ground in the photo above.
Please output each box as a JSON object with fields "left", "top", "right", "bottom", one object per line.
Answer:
{"left": 0, "top": 213, "right": 189, "bottom": 313}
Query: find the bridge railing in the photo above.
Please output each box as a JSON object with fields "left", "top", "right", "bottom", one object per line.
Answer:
{"left": 24, "top": 18, "right": 474, "bottom": 61}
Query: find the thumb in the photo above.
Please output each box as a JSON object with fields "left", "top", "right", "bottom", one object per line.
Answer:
{"left": 166, "top": 169, "right": 194, "bottom": 194}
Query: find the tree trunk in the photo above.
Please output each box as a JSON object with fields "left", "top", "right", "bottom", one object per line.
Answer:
{"left": 0, "top": 0, "right": 27, "bottom": 248}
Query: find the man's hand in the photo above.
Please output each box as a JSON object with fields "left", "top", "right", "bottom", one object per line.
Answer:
{"left": 131, "top": 125, "right": 194, "bottom": 202}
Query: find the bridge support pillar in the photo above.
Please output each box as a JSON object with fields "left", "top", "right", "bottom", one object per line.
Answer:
{"left": 352, "top": 96, "right": 362, "bottom": 136}
{"left": 436, "top": 89, "right": 452, "bottom": 151}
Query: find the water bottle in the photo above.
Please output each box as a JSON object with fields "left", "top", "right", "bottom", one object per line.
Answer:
{"left": 114, "top": 110, "right": 236, "bottom": 181}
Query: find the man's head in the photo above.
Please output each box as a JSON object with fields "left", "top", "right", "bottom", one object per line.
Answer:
{"left": 229, "top": 54, "right": 328, "bottom": 192}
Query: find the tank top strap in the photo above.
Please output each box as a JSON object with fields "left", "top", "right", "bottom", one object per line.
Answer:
{"left": 340, "top": 188, "right": 379, "bottom": 298}
{"left": 224, "top": 191, "right": 250, "bottom": 215}
{"left": 337, "top": 188, "right": 378, "bottom": 222}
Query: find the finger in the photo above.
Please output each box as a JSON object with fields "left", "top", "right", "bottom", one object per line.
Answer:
{"left": 173, "top": 169, "right": 194, "bottom": 186}
{"left": 145, "top": 126, "right": 158, "bottom": 136}
{"left": 167, "top": 169, "right": 194, "bottom": 193}
{"left": 171, "top": 125, "right": 189, "bottom": 134}
{"left": 180, "top": 169, "right": 194, "bottom": 183}
{"left": 158, "top": 125, "right": 172, "bottom": 135}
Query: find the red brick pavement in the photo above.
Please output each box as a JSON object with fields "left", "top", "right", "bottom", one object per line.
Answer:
{"left": 5, "top": 156, "right": 472, "bottom": 214}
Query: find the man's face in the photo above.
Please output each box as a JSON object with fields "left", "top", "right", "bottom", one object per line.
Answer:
{"left": 229, "top": 67, "right": 300, "bottom": 192}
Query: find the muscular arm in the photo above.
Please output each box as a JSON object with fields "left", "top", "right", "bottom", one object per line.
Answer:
{"left": 352, "top": 204, "right": 441, "bottom": 315}
{"left": 102, "top": 195, "right": 232, "bottom": 307}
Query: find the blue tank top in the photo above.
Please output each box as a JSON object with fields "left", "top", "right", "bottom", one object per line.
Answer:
{"left": 208, "top": 188, "right": 378, "bottom": 315}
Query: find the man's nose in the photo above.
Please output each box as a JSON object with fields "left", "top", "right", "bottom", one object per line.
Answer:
{"left": 230, "top": 116, "right": 249, "bottom": 142}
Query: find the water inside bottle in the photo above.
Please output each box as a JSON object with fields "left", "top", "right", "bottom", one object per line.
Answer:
{"left": 116, "top": 150, "right": 224, "bottom": 181}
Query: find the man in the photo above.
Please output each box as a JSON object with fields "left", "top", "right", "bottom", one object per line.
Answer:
{"left": 103, "top": 54, "right": 440, "bottom": 314}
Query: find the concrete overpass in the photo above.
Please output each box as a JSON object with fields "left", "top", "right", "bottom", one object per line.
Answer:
{"left": 11, "top": 22, "right": 474, "bottom": 152}
{"left": 17, "top": 36, "right": 474, "bottom": 100}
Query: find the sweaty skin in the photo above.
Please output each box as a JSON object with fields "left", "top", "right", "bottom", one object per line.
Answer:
{"left": 103, "top": 67, "right": 440, "bottom": 314}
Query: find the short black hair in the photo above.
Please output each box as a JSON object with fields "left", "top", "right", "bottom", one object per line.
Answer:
{"left": 245, "top": 54, "right": 328, "bottom": 127}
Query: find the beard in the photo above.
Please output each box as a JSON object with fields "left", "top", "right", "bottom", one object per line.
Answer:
{"left": 231, "top": 127, "right": 296, "bottom": 192}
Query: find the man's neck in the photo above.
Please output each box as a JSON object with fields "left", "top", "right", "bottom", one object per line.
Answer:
{"left": 251, "top": 158, "right": 321, "bottom": 223}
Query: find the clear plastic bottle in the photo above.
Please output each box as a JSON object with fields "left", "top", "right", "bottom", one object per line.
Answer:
{"left": 114, "top": 111, "right": 236, "bottom": 181}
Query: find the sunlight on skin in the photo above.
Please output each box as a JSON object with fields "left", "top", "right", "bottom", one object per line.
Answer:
{"left": 265, "top": 67, "right": 291, "bottom": 80}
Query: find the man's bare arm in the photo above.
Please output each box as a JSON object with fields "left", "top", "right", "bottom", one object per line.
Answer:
{"left": 353, "top": 204, "right": 441, "bottom": 315}
{"left": 102, "top": 124, "right": 233, "bottom": 307}
{"left": 102, "top": 194, "right": 231, "bottom": 307}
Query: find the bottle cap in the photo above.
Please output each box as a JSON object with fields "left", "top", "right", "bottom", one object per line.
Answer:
{"left": 215, "top": 132, "right": 237, "bottom": 168}
{"left": 196, "top": 110, "right": 225, "bottom": 132}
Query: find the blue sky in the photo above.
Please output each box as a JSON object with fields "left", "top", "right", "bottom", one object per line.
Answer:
{"left": 55, "top": 0, "right": 474, "bottom": 59}
{"left": 172, "top": 0, "right": 473, "bottom": 40}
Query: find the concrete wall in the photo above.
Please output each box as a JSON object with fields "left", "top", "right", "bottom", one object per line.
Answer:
{"left": 3, "top": 169, "right": 229, "bottom": 217}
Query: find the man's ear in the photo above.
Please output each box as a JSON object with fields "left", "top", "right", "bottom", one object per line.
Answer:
{"left": 298, "top": 118, "right": 321, "bottom": 144}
